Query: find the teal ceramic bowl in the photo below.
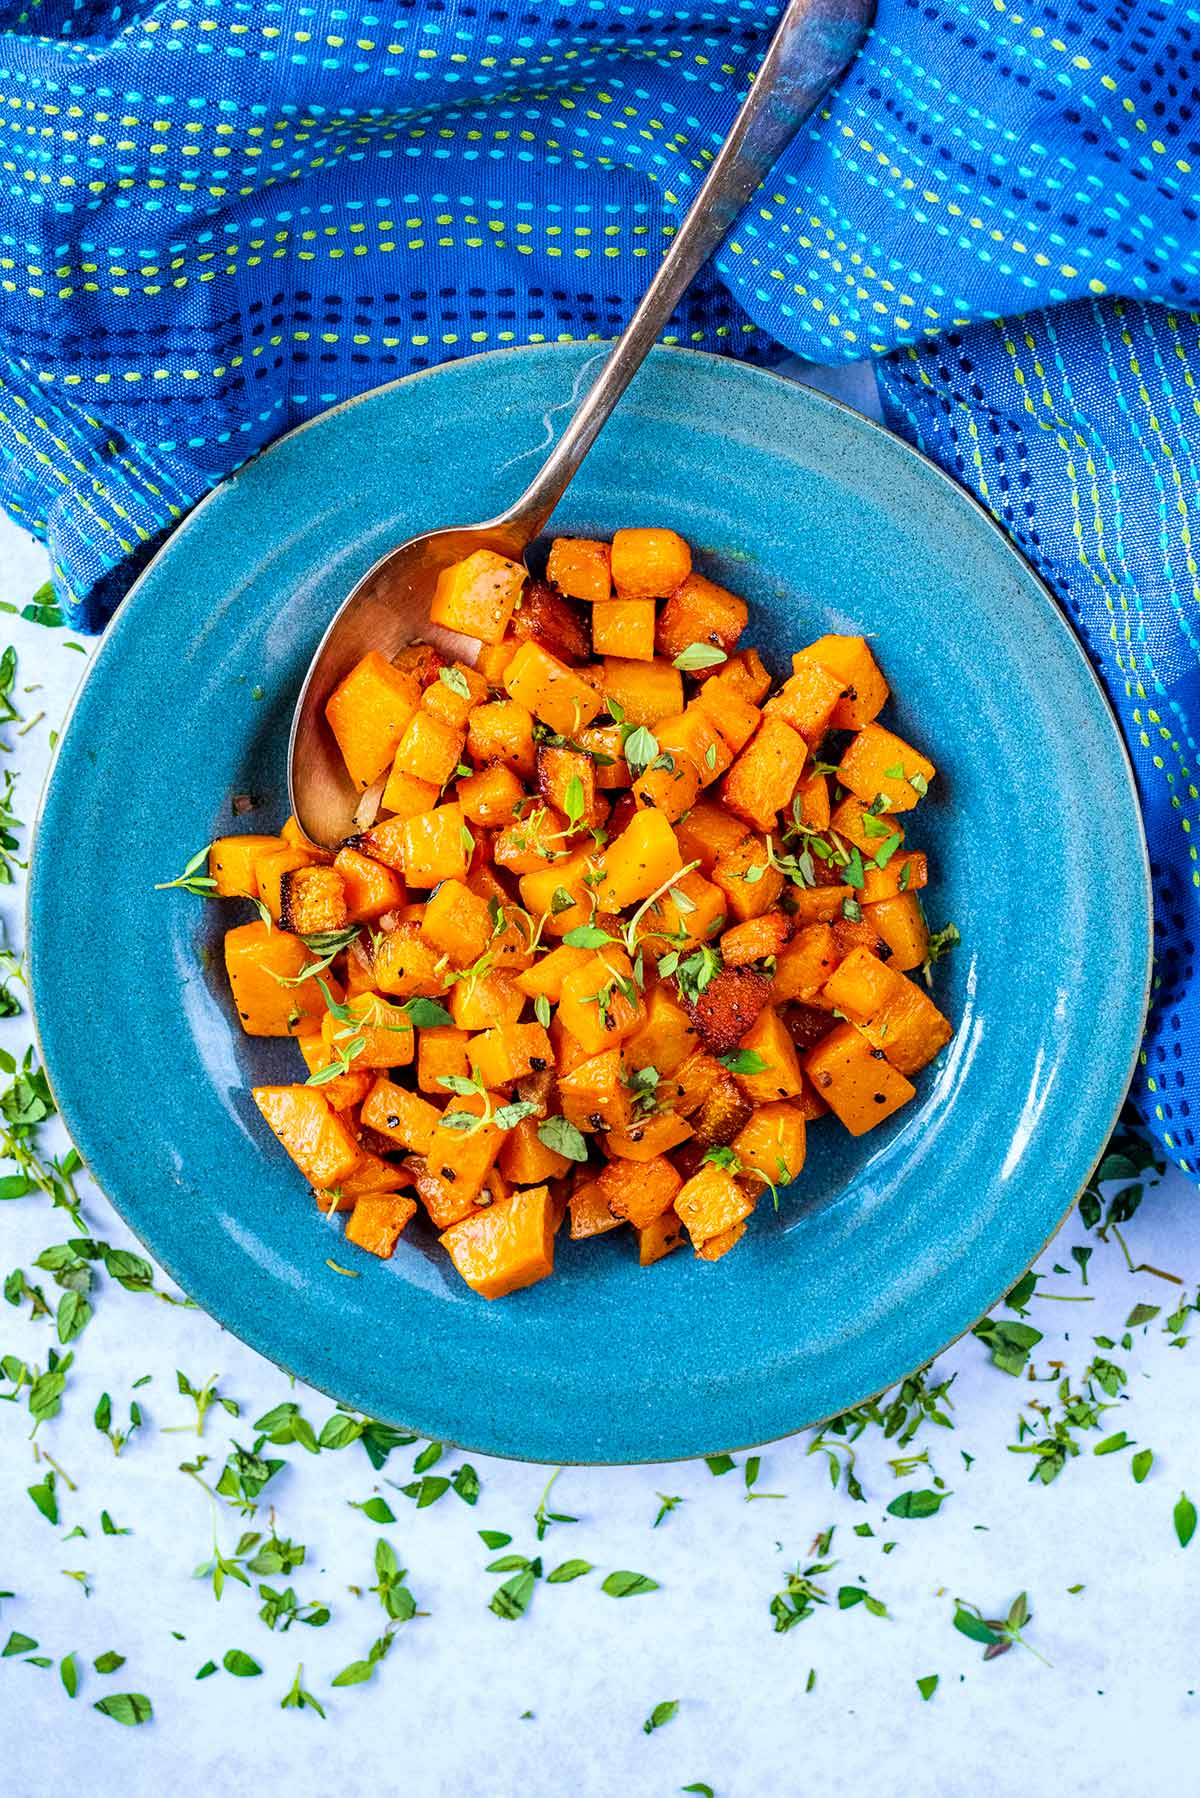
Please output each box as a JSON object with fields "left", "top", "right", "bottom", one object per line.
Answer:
{"left": 28, "top": 346, "right": 1150, "bottom": 1463}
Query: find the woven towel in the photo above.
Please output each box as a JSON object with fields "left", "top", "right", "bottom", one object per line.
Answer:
{"left": 0, "top": 0, "right": 1194, "bottom": 1170}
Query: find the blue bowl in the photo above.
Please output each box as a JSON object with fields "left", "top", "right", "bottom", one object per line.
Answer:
{"left": 28, "top": 346, "right": 1150, "bottom": 1463}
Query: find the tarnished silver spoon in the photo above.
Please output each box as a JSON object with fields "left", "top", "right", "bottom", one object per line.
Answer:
{"left": 288, "top": 0, "right": 875, "bottom": 847}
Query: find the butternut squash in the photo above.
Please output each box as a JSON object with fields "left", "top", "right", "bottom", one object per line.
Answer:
{"left": 439, "top": 1184, "right": 556, "bottom": 1299}
{"left": 325, "top": 652, "right": 421, "bottom": 790}
{"left": 602, "top": 657, "right": 683, "bottom": 726}
{"left": 863, "top": 892, "right": 929, "bottom": 972}
{"left": 819, "top": 945, "right": 952, "bottom": 1073}
{"left": 547, "top": 535, "right": 613, "bottom": 604}
{"left": 399, "top": 803, "right": 471, "bottom": 887}
{"left": 610, "top": 527, "right": 691, "bottom": 600}
{"left": 417, "top": 1026, "right": 472, "bottom": 1095}
{"left": 253, "top": 1085, "right": 363, "bottom": 1186}
{"left": 457, "top": 763, "right": 526, "bottom": 827}
{"left": 804, "top": 1021, "right": 916, "bottom": 1136}
{"left": 209, "top": 834, "right": 287, "bottom": 899}
{"left": 503, "top": 642, "right": 604, "bottom": 738}
{"left": 225, "top": 921, "right": 334, "bottom": 1036}
{"left": 837, "top": 723, "right": 936, "bottom": 814}
{"left": 345, "top": 1192, "right": 418, "bottom": 1258}
{"left": 654, "top": 570, "right": 747, "bottom": 660}
{"left": 721, "top": 715, "right": 808, "bottom": 832}
{"left": 430, "top": 548, "right": 526, "bottom": 644}
{"left": 333, "top": 846, "right": 405, "bottom": 923}
{"left": 599, "top": 1153, "right": 682, "bottom": 1229}
{"left": 804, "top": 633, "right": 890, "bottom": 730}
{"left": 674, "top": 1163, "right": 755, "bottom": 1248}
{"left": 592, "top": 599, "right": 656, "bottom": 662}
{"left": 420, "top": 878, "right": 494, "bottom": 967}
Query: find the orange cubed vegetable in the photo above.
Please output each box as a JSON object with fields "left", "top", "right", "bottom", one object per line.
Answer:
{"left": 660, "top": 1049, "right": 727, "bottom": 1119}
{"left": 636, "top": 1211, "right": 687, "bottom": 1265}
{"left": 624, "top": 985, "right": 700, "bottom": 1074}
{"left": 392, "top": 643, "right": 446, "bottom": 687}
{"left": 577, "top": 723, "right": 631, "bottom": 789}
{"left": 692, "top": 677, "right": 761, "bottom": 754}
{"left": 558, "top": 949, "right": 644, "bottom": 1055}
{"left": 547, "top": 535, "right": 612, "bottom": 604}
{"left": 674, "top": 1163, "right": 756, "bottom": 1248}
{"left": 605, "top": 1111, "right": 694, "bottom": 1162}
{"left": 345, "top": 1192, "right": 418, "bottom": 1258}
{"left": 293, "top": 1039, "right": 371, "bottom": 1114}
{"left": 860, "top": 850, "right": 927, "bottom": 906}
{"left": 504, "top": 641, "right": 603, "bottom": 737}
{"left": 421, "top": 662, "right": 489, "bottom": 729}
{"left": 255, "top": 845, "right": 325, "bottom": 923}
{"left": 333, "top": 846, "right": 405, "bottom": 923}
{"left": 633, "top": 866, "right": 726, "bottom": 951}
{"left": 602, "top": 657, "right": 684, "bottom": 726}
{"left": 722, "top": 715, "right": 807, "bottom": 832}
{"left": 559, "top": 1048, "right": 634, "bottom": 1132}
{"left": 804, "top": 1021, "right": 916, "bottom": 1135}
{"left": 820, "top": 945, "right": 952, "bottom": 1073}
{"left": 695, "top": 1220, "right": 747, "bottom": 1261}
{"left": 424, "top": 1091, "right": 508, "bottom": 1204}
{"left": 591, "top": 599, "right": 656, "bottom": 662}
{"left": 417, "top": 1025, "right": 472, "bottom": 1094}
{"left": 517, "top": 845, "right": 599, "bottom": 938}
{"left": 674, "top": 800, "right": 749, "bottom": 876}
{"left": 793, "top": 771, "right": 831, "bottom": 832}
{"left": 610, "top": 527, "right": 691, "bottom": 600}
{"left": 225, "top": 920, "right": 333, "bottom": 1036}
{"left": 711, "top": 835, "right": 784, "bottom": 923}
{"left": 720, "top": 912, "right": 793, "bottom": 968}
{"left": 495, "top": 804, "right": 570, "bottom": 876}
{"left": 656, "top": 707, "right": 731, "bottom": 786}
{"left": 499, "top": 1114, "right": 571, "bottom": 1185}
{"left": 391, "top": 708, "right": 465, "bottom": 790}
{"left": 448, "top": 970, "right": 525, "bottom": 1029}
{"left": 568, "top": 1177, "right": 623, "bottom": 1239}
{"left": 252, "top": 1085, "right": 363, "bottom": 1186}
{"left": 771, "top": 922, "right": 841, "bottom": 1002}
{"left": 378, "top": 768, "right": 440, "bottom": 824}
{"left": 457, "top": 762, "right": 525, "bottom": 827}
{"left": 654, "top": 570, "right": 748, "bottom": 660}
{"left": 321, "top": 991, "right": 414, "bottom": 1069}
{"left": 399, "top": 803, "right": 471, "bottom": 887}
{"left": 439, "top": 1184, "right": 556, "bottom": 1299}
{"left": 410, "top": 1160, "right": 485, "bottom": 1230}
{"left": 829, "top": 794, "right": 905, "bottom": 856}
{"left": 509, "top": 580, "right": 593, "bottom": 666}
{"left": 467, "top": 698, "right": 536, "bottom": 778}
{"left": 863, "top": 892, "right": 930, "bottom": 972}
{"left": 325, "top": 652, "right": 422, "bottom": 791}
{"left": 514, "top": 942, "right": 593, "bottom": 1003}
{"left": 430, "top": 549, "right": 526, "bottom": 645}
{"left": 209, "top": 834, "right": 288, "bottom": 898}
{"left": 732, "top": 1006, "right": 805, "bottom": 1102}
{"left": 468, "top": 1021, "right": 553, "bottom": 1088}
{"left": 537, "top": 744, "right": 605, "bottom": 830}
{"left": 361, "top": 1076, "right": 442, "bottom": 1152}
{"left": 766, "top": 654, "right": 845, "bottom": 744}
{"left": 420, "top": 878, "right": 494, "bottom": 967}
{"left": 595, "top": 808, "right": 681, "bottom": 910}
{"left": 792, "top": 883, "right": 852, "bottom": 925}
{"left": 732, "top": 1100, "right": 807, "bottom": 1187}
{"left": 599, "top": 1153, "right": 682, "bottom": 1229}
{"left": 712, "top": 647, "right": 771, "bottom": 705}
{"left": 475, "top": 639, "right": 520, "bottom": 685}
{"left": 372, "top": 923, "right": 446, "bottom": 997}
{"left": 837, "top": 723, "right": 935, "bottom": 814}
{"left": 804, "top": 633, "right": 890, "bottom": 730}
{"left": 314, "top": 1151, "right": 412, "bottom": 1213}
{"left": 279, "top": 864, "right": 348, "bottom": 936}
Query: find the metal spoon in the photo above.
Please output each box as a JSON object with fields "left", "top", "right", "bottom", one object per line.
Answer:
{"left": 289, "top": 0, "right": 875, "bottom": 847}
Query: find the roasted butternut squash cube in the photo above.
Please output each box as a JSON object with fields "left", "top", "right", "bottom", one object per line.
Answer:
{"left": 509, "top": 580, "right": 593, "bottom": 666}
{"left": 372, "top": 923, "right": 445, "bottom": 997}
{"left": 634, "top": 866, "right": 726, "bottom": 952}
{"left": 837, "top": 723, "right": 936, "bottom": 814}
{"left": 732, "top": 1006, "right": 805, "bottom": 1103}
{"left": 692, "top": 677, "right": 761, "bottom": 753}
{"left": 695, "top": 1220, "right": 747, "bottom": 1261}
{"left": 595, "top": 809, "right": 681, "bottom": 910}
{"left": 633, "top": 751, "right": 700, "bottom": 823}
{"left": 792, "top": 770, "right": 831, "bottom": 833}
{"left": 448, "top": 970, "right": 525, "bottom": 1029}
{"left": 804, "top": 1021, "right": 916, "bottom": 1135}
{"left": 411, "top": 1159, "right": 486, "bottom": 1230}
{"left": 392, "top": 643, "right": 446, "bottom": 687}
{"left": 592, "top": 599, "right": 655, "bottom": 662}
{"left": 417, "top": 1025, "right": 472, "bottom": 1094}
{"left": 295, "top": 1031, "right": 373, "bottom": 1112}
{"left": 720, "top": 911, "right": 793, "bottom": 968}
{"left": 439, "top": 1185, "right": 556, "bottom": 1300}
{"left": 636, "top": 1211, "right": 686, "bottom": 1264}
{"left": 624, "top": 985, "right": 700, "bottom": 1075}
{"left": 333, "top": 846, "right": 405, "bottom": 923}
{"left": 255, "top": 845, "right": 325, "bottom": 923}
{"left": 598, "top": 1152, "right": 681, "bottom": 1229}
{"left": 804, "top": 633, "right": 890, "bottom": 730}
{"left": 210, "top": 834, "right": 288, "bottom": 898}
{"left": 503, "top": 641, "right": 604, "bottom": 737}
{"left": 684, "top": 966, "right": 772, "bottom": 1057}
{"left": 547, "top": 535, "right": 612, "bottom": 604}
{"left": 654, "top": 569, "right": 748, "bottom": 660}
{"left": 674, "top": 800, "right": 750, "bottom": 876}
{"left": 820, "top": 945, "right": 951, "bottom": 1073}
{"left": 569, "top": 1176, "right": 623, "bottom": 1240}
{"left": 831, "top": 916, "right": 892, "bottom": 962}
{"left": 430, "top": 549, "right": 526, "bottom": 644}
{"left": 860, "top": 850, "right": 927, "bottom": 906}
{"left": 558, "top": 949, "right": 644, "bottom": 1055}
{"left": 722, "top": 715, "right": 808, "bottom": 833}
{"left": 559, "top": 1047, "right": 634, "bottom": 1132}
{"left": 345, "top": 1192, "right": 418, "bottom": 1259}
{"left": 279, "top": 864, "right": 348, "bottom": 936}
{"left": 253, "top": 1085, "right": 363, "bottom": 1186}
{"left": 399, "top": 803, "right": 471, "bottom": 887}
{"left": 494, "top": 804, "right": 570, "bottom": 876}
{"left": 225, "top": 920, "right": 333, "bottom": 1036}
{"left": 712, "top": 834, "right": 785, "bottom": 922}
{"left": 537, "top": 744, "right": 606, "bottom": 830}
{"left": 713, "top": 647, "right": 771, "bottom": 705}
{"left": 863, "top": 893, "right": 930, "bottom": 972}
{"left": 467, "top": 698, "right": 536, "bottom": 778}
{"left": 361, "top": 1076, "right": 442, "bottom": 1152}
{"left": 313, "top": 1150, "right": 412, "bottom": 1213}
{"left": 424, "top": 1090, "right": 508, "bottom": 1203}
{"left": 468, "top": 1021, "right": 553, "bottom": 1088}
{"left": 321, "top": 991, "right": 415, "bottom": 1069}
{"left": 829, "top": 794, "right": 906, "bottom": 856}
{"left": 498, "top": 1113, "right": 572, "bottom": 1185}
{"left": 457, "top": 763, "right": 525, "bottom": 827}
{"left": 420, "top": 878, "right": 494, "bottom": 967}
{"left": 791, "top": 884, "right": 852, "bottom": 925}
{"left": 610, "top": 527, "right": 691, "bottom": 600}
{"left": 602, "top": 657, "right": 684, "bottom": 726}
{"left": 421, "top": 661, "right": 489, "bottom": 729}
{"left": 766, "top": 655, "right": 845, "bottom": 744}
{"left": 771, "top": 922, "right": 841, "bottom": 1002}
{"left": 659, "top": 1050, "right": 727, "bottom": 1119}
{"left": 325, "top": 652, "right": 421, "bottom": 790}
{"left": 475, "top": 638, "right": 520, "bottom": 685}
{"left": 514, "top": 942, "right": 593, "bottom": 1004}
{"left": 732, "top": 1100, "right": 807, "bottom": 1188}
{"left": 577, "top": 723, "right": 631, "bottom": 789}
{"left": 517, "top": 845, "right": 600, "bottom": 938}
{"left": 656, "top": 708, "right": 731, "bottom": 787}
{"left": 391, "top": 708, "right": 465, "bottom": 791}
{"left": 674, "top": 1162, "right": 756, "bottom": 1248}
{"left": 605, "top": 1111, "right": 694, "bottom": 1162}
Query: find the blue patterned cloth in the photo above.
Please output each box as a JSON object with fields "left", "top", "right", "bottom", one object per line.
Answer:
{"left": 0, "top": 0, "right": 1195, "bottom": 1172}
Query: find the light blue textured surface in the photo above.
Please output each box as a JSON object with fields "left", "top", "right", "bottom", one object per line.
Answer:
{"left": 27, "top": 345, "right": 1151, "bottom": 1462}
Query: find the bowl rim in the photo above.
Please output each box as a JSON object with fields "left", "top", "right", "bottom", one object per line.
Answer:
{"left": 26, "top": 341, "right": 1154, "bottom": 1463}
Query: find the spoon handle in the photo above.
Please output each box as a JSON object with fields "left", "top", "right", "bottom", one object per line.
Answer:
{"left": 501, "top": 0, "right": 875, "bottom": 540}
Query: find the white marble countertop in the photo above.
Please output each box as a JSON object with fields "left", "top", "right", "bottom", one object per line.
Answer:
{"left": 0, "top": 395, "right": 1196, "bottom": 1796}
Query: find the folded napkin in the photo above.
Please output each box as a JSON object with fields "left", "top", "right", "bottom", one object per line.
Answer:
{"left": 1, "top": 0, "right": 1194, "bottom": 1171}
